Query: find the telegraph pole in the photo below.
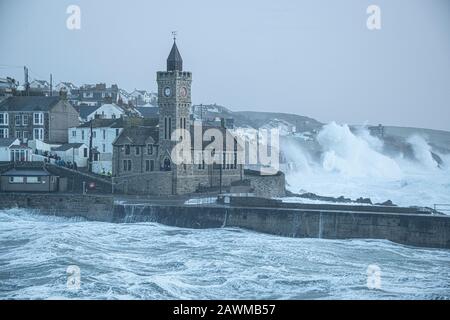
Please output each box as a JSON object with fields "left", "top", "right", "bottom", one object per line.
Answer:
{"left": 49, "top": 74, "right": 53, "bottom": 96}
{"left": 24, "top": 66, "right": 29, "bottom": 96}
{"left": 88, "top": 120, "right": 93, "bottom": 173}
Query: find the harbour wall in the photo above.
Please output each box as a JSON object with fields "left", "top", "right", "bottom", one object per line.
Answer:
{"left": 0, "top": 193, "right": 449, "bottom": 249}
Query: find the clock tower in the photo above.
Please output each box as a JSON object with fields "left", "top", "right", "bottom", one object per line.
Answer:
{"left": 157, "top": 36, "right": 192, "bottom": 170}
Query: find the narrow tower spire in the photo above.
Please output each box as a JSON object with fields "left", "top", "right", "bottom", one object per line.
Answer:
{"left": 167, "top": 32, "right": 183, "bottom": 72}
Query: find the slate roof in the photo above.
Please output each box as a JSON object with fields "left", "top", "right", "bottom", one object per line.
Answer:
{"left": 167, "top": 41, "right": 183, "bottom": 71}
{"left": 75, "top": 105, "right": 100, "bottom": 119}
{"left": 0, "top": 138, "right": 17, "bottom": 147}
{"left": 52, "top": 143, "right": 85, "bottom": 151}
{"left": 76, "top": 118, "right": 125, "bottom": 129}
{"left": 0, "top": 96, "right": 61, "bottom": 112}
{"left": 113, "top": 126, "right": 159, "bottom": 146}
{"left": 136, "top": 107, "right": 159, "bottom": 118}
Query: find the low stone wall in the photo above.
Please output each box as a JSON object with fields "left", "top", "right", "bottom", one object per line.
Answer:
{"left": 244, "top": 170, "right": 286, "bottom": 198}
{"left": 0, "top": 193, "right": 115, "bottom": 222}
{"left": 45, "top": 164, "right": 112, "bottom": 193}
{"left": 113, "top": 171, "right": 173, "bottom": 195}
{"left": 1, "top": 193, "right": 448, "bottom": 249}
{"left": 111, "top": 204, "right": 450, "bottom": 249}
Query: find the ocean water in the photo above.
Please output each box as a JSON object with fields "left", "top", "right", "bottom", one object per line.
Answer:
{"left": 0, "top": 208, "right": 449, "bottom": 300}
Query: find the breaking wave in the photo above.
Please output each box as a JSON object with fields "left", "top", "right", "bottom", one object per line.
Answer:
{"left": 317, "top": 122, "right": 402, "bottom": 179}
{"left": 283, "top": 122, "right": 450, "bottom": 207}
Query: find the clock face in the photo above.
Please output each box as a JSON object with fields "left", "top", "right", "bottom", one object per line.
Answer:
{"left": 164, "top": 87, "right": 171, "bottom": 97}
{"left": 180, "top": 87, "right": 187, "bottom": 98}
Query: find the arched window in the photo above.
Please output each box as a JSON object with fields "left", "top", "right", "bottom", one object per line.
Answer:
{"left": 163, "top": 158, "right": 171, "bottom": 171}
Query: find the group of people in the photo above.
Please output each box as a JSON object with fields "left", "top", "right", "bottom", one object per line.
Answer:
{"left": 41, "top": 151, "right": 78, "bottom": 170}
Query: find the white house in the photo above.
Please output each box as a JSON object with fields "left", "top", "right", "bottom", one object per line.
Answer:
{"left": 68, "top": 118, "right": 124, "bottom": 174}
{"left": 118, "top": 89, "right": 131, "bottom": 105}
{"left": 29, "top": 80, "right": 50, "bottom": 95}
{"left": 54, "top": 82, "right": 78, "bottom": 96}
{"left": 51, "top": 143, "right": 89, "bottom": 167}
{"left": 129, "top": 89, "right": 157, "bottom": 106}
{"left": 86, "top": 103, "right": 125, "bottom": 121}
{"left": 0, "top": 138, "right": 32, "bottom": 161}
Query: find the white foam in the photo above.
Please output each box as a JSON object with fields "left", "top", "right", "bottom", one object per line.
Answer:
{"left": 283, "top": 122, "right": 450, "bottom": 208}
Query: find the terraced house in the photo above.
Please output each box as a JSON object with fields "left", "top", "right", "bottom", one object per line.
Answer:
{"left": 0, "top": 96, "right": 79, "bottom": 144}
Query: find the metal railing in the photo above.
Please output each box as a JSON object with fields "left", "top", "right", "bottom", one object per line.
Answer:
{"left": 433, "top": 204, "right": 450, "bottom": 215}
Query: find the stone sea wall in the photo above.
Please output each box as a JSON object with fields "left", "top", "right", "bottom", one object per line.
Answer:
{"left": 0, "top": 193, "right": 448, "bottom": 249}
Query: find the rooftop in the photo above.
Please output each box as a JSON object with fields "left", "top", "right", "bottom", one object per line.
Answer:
{"left": 52, "top": 143, "right": 86, "bottom": 151}
{"left": 1, "top": 168, "right": 52, "bottom": 177}
{"left": 0, "top": 96, "right": 62, "bottom": 112}
{"left": 113, "top": 126, "right": 159, "bottom": 146}
{"left": 0, "top": 138, "right": 17, "bottom": 147}
{"left": 76, "top": 118, "right": 125, "bottom": 129}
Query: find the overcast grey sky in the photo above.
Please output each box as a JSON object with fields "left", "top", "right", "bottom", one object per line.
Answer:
{"left": 0, "top": 0, "right": 449, "bottom": 130}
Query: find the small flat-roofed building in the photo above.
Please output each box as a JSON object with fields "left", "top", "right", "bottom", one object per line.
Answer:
{"left": 0, "top": 167, "right": 58, "bottom": 192}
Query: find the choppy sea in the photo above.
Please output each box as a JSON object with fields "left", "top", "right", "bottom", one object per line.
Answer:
{"left": 0, "top": 208, "right": 449, "bottom": 300}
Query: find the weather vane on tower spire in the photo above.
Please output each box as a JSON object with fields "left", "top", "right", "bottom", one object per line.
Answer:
{"left": 172, "top": 31, "right": 177, "bottom": 42}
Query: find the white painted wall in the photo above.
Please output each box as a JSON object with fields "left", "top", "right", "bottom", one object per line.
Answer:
{"left": 0, "top": 146, "right": 10, "bottom": 161}
{"left": 53, "top": 144, "right": 89, "bottom": 167}
{"left": 68, "top": 125, "right": 123, "bottom": 174}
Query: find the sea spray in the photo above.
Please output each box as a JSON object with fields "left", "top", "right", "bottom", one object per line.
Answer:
{"left": 407, "top": 135, "right": 439, "bottom": 169}
{"left": 317, "top": 122, "right": 402, "bottom": 179}
{"left": 282, "top": 122, "right": 450, "bottom": 207}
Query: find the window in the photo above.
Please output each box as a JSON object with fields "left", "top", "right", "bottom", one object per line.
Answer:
{"left": 72, "top": 130, "right": 76, "bottom": 137}
{"left": 102, "top": 130, "right": 106, "bottom": 140}
{"left": 83, "top": 148, "right": 88, "bottom": 157}
{"left": 33, "top": 112, "right": 44, "bottom": 125}
{"left": 93, "top": 131, "right": 97, "bottom": 138}
{"left": 26, "top": 177, "right": 42, "bottom": 184}
{"left": 33, "top": 128, "right": 44, "bottom": 140}
{"left": 23, "top": 115, "right": 28, "bottom": 125}
{"left": 102, "top": 144, "right": 106, "bottom": 153}
{"left": 23, "top": 131, "right": 28, "bottom": 139}
{"left": 168, "top": 117, "right": 172, "bottom": 139}
{"left": 125, "top": 145, "right": 130, "bottom": 155}
{"left": 164, "top": 117, "right": 168, "bottom": 139}
{"left": 150, "top": 160, "right": 154, "bottom": 171}
{"left": 15, "top": 115, "right": 21, "bottom": 126}
{"left": 82, "top": 130, "right": 85, "bottom": 140}
{"left": 15, "top": 131, "right": 22, "bottom": 139}
{"left": 116, "top": 129, "right": 120, "bottom": 137}
{"left": 145, "top": 160, "right": 150, "bottom": 172}
{"left": 0, "top": 128, "right": 9, "bottom": 138}
{"left": 9, "top": 176, "right": 24, "bottom": 183}
{"left": 123, "top": 159, "right": 132, "bottom": 171}
{"left": 135, "top": 147, "right": 140, "bottom": 155}
{"left": 0, "top": 113, "right": 8, "bottom": 125}
{"left": 147, "top": 144, "right": 153, "bottom": 155}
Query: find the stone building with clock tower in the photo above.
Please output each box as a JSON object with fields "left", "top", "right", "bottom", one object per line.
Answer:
{"left": 112, "top": 38, "right": 246, "bottom": 195}
{"left": 157, "top": 39, "right": 192, "bottom": 173}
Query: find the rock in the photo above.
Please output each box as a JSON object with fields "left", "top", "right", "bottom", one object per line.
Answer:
{"left": 355, "top": 197, "right": 372, "bottom": 204}
{"left": 375, "top": 200, "right": 397, "bottom": 206}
